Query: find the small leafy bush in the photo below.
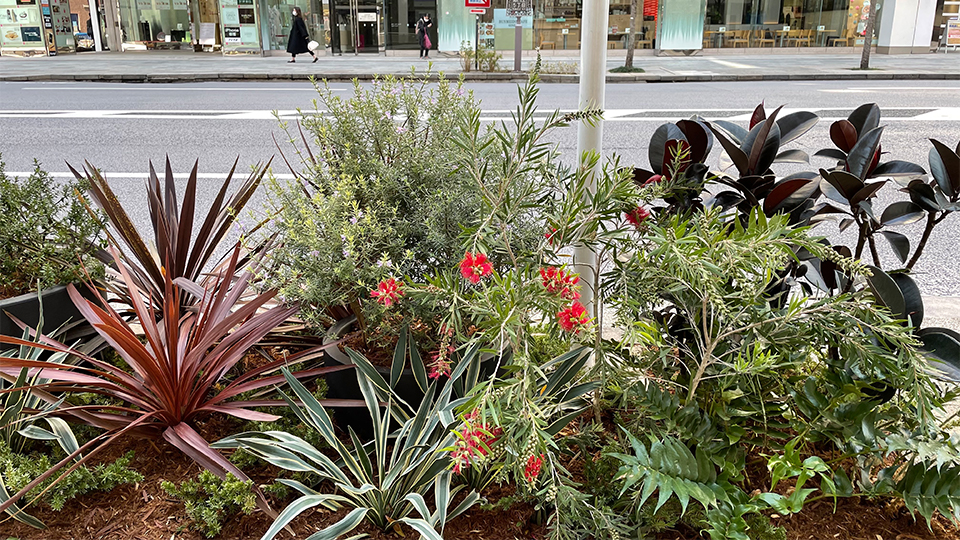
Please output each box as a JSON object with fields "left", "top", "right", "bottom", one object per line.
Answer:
{"left": 161, "top": 471, "right": 256, "bottom": 538}
{"left": 268, "top": 72, "right": 486, "bottom": 326}
{"left": 0, "top": 158, "right": 104, "bottom": 297}
{"left": 0, "top": 443, "right": 141, "bottom": 512}
{"left": 460, "top": 42, "right": 502, "bottom": 72}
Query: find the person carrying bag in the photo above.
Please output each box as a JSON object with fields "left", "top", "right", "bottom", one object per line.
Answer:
{"left": 287, "top": 7, "right": 317, "bottom": 63}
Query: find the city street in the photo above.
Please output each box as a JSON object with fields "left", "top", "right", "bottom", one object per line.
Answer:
{"left": 1, "top": 79, "right": 959, "bottom": 294}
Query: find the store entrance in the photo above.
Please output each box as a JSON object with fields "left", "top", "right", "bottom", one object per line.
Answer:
{"left": 330, "top": 0, "right": 379, "bottom": 54}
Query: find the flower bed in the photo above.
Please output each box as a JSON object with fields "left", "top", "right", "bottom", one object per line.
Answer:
{"left": 2, "top": 66, "right": 960, "bottom": 540}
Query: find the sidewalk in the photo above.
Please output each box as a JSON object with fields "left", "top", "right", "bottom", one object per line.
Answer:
{"left": 1, "top": 50, "right": 958, "bottom": 83}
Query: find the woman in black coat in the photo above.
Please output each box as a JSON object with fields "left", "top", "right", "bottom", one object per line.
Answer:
{"left": 287, "top": 7, "right": 316, "bottom": 63}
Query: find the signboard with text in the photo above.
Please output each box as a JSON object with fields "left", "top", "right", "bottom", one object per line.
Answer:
{"left": 465, "top": 0, "right": 490, "bottom": 8}
{"left": 947, "top": 18, "right": 960, "bottom": 47}
{"left": 505, "top": 0, "right": 531, "bottom": 17}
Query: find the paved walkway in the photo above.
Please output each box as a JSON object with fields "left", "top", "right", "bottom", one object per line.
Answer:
{"left": 1, "top": 50, "right": 958, "bottom": 83}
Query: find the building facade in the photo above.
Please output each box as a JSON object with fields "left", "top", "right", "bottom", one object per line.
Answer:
{"left": 1, "top": 0, "right": 955, "bottom": 56}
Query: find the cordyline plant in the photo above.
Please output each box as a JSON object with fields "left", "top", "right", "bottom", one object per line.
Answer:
{"left": 68, "top": 157, "right": 268, "bottom": 312}
{"left": 0, "top": 244, "right": 360, "bottom": 520}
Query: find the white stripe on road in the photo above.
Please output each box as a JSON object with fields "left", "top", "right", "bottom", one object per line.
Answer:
{"left": 18, "top": 86, "right": 344, "bottom": 91}
{"left": 6, "top": 171, "right": 300, "bottom": 180}
{"left": 820, "top": 87, "right": 960, "bottom": 93}
{"left": 2, "top": 107, "right": 959, "bottom": 121}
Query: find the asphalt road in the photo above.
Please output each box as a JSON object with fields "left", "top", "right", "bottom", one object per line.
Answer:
{"left": 1, "top": 79, "right": 958, "bottom": 295}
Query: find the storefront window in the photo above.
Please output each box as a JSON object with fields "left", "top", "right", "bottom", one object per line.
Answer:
{"left": 702, "top": 0, "right": 851, "bottom": 49}
{"left": 118, "top": 0, "right": 191, "bottom": 48}
{"left": 258, "top": 0, "right": 323, "bottom": 51}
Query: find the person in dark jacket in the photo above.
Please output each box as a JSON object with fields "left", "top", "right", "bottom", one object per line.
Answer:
{"left": 287, "top": 7, "right": 316, "bottom": 63}
{"left": 415, "top": 13, "right": 432, "bottom": 59}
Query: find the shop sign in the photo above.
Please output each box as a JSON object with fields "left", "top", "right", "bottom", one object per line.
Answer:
{"left": 223, "top": 25, "right": 240, "bottom": 43}
{"left": 494, "top": 8, "right": 530, "bottom": 28}
{"left": 172, "top": 0, "right": 187, "bottom": 8}
{"left": 505, "top": 0, "right": 531, "bottom": 18}
{"left": 948, "top": 18, "right": 960, "bottom": 47}
{"left": 357, "top": 11, "right": 376, "bottom": 22}
{"left": 135, "top": 0, "right": 151, "bottom": 10}
{"left": 155, "top": 0, "right": 170, "bottom": 9}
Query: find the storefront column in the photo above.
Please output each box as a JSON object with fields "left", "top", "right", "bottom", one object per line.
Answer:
{"left": 102, "top": 0, "right": 122, "bottom": 51}
{"left": 877, "top": 0, "right": 938, "bottom": 53}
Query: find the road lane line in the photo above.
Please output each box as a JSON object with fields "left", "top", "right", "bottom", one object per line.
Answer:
{"left": 5, "top": 171, "right": 299, "bottom": 180}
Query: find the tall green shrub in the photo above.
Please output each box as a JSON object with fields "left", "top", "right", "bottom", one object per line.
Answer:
{"left": 268, "top": 73, "right": 485, "bottom": 326}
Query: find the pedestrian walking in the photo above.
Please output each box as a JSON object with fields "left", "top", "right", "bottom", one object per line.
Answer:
{"left": 287, "top": 7, "right": 316, "bottom": 63}
{"left": 416, "top": 13, "right": 432, "bottom": 59}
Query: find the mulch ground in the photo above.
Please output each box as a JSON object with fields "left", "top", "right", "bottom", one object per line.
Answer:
{"left": 0, "top": 414, "right": 958, "bottom": 539}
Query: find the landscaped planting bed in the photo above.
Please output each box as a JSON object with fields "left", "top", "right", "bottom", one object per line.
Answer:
{"left": 2, "top": 66, "right": 960, "bottom": 540}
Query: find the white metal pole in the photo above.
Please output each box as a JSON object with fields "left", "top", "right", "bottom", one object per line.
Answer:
{"left": 88, "top": 0, "right": 103, "bottom": 51}
{"left": 574, "top": 0, "right": 610, "bottom": 316}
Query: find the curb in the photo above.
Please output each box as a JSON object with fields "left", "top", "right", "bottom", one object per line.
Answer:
{"left": 1, "top": 72, "right": 958, "bottom": 84}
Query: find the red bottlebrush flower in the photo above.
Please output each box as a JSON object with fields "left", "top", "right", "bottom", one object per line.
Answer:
{"left": 427, "top": 346, "right": 453, "bottom": 380}
{"left": 450, "top": 410, "right": 503, "bottom": 474}
{"left": 557, "top": 301, "right": 590, "bottom": 333}
{"left": 460, "top": 251, "right": 493, "bottom": 284}
{"left": 524, "top": 454, "right": 544, "bottom": 483}
{"left": 625, "top": 206, "right": 651, "bottom": 228}
{"left": 642, "top": 174, "right": 663, "bottom": 187}
{"left": 370, "top": 278, "right": 404, "bottom": 307}
{"left": 539, "top": 266, "right": 581, "bottom": 300}
{"left": 545, "top": 227, "right": 558, "bottom": 246}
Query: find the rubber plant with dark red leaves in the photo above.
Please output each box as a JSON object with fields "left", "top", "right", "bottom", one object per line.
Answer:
{"left": 0, "top": 243, "right": 363, "bottom": 522}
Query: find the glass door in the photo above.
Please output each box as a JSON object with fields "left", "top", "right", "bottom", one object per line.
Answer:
{"left": 330, "top": 0, "right": 378, "bottom": 53}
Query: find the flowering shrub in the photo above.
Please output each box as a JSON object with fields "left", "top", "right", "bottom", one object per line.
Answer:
{"left": 556, "top": 301, "right": 590, "bottom": 333}
{"left": 370, "top": 278, "right": 404, "bottom": 306}
{"left": 459, "top": 251, "right": 493, "bottom": 284}
{"left": 523, "top": 454, "right": 544, "bottom": 484}
{"left": 450, "top": 410, "right": 503, "bottom": 474}
{"left": 540, "top": 266, "right": 581, "bottom": 300}
{"left": 624, "top": 205, "right": 651, "bottom": 228}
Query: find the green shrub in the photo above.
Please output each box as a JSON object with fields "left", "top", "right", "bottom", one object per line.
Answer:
{"left": 161, "top": 471, "right": 256, "bottom": 538}
{"left": 0, "top": 158, "right": 104, "bottom": 297}
{"left": 0, "top": 442, "right": 141, "bottom": 511}
{"left": 268, "top": 73, "right": 485, "bottom": 327}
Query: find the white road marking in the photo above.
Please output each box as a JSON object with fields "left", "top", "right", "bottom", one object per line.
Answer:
{"left": 18, "top": 86, "right": 344, "bottom": 91}
{"left": 820, "top": 87, "right": 960, "bottom": 93}
{"left": 5, "top": 171, "right": 299, "bottom": 180}
{"left": 1, "top": 107, "right": 959, "bottom": 121}
{"left": 706, "top": 58, "right": 757, "bottom": 69}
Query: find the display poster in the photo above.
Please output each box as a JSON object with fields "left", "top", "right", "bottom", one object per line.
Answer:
{"left": 1, "top": 24, "right": 22, "bottom": 43}
{"left": 155, "top": 0, "right": 170, "bottom": 9}
{"left": 239, "top": 25, "right": 256, "bottom": 42}
{"left": 947, "top": 18, "right": 960, "bottom": 47}
{"left": 0, "top": 1, "right": 44, "bottom": 52}
{"left": 221, "top": 7, "right": 238, "bottom": 24}
{"left": 221, "top": 0, "right": 258, "bottom": 51}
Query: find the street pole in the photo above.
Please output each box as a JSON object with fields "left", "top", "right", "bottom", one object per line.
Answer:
{"left": 88, "top": 0, "right": 103, "bottom": 52}
{"left": 514, "top": 16, "right": 522, "bottom": 71}
{"left": 475, "top": 14, "right": 480, "bottom": 71}
{"left": 574, "top": 0, "right": 610, "bottom": 316}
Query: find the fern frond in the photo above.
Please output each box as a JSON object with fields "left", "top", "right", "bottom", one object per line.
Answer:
{"left": 612, "top": 430, "right": 729, "bottom": 516}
